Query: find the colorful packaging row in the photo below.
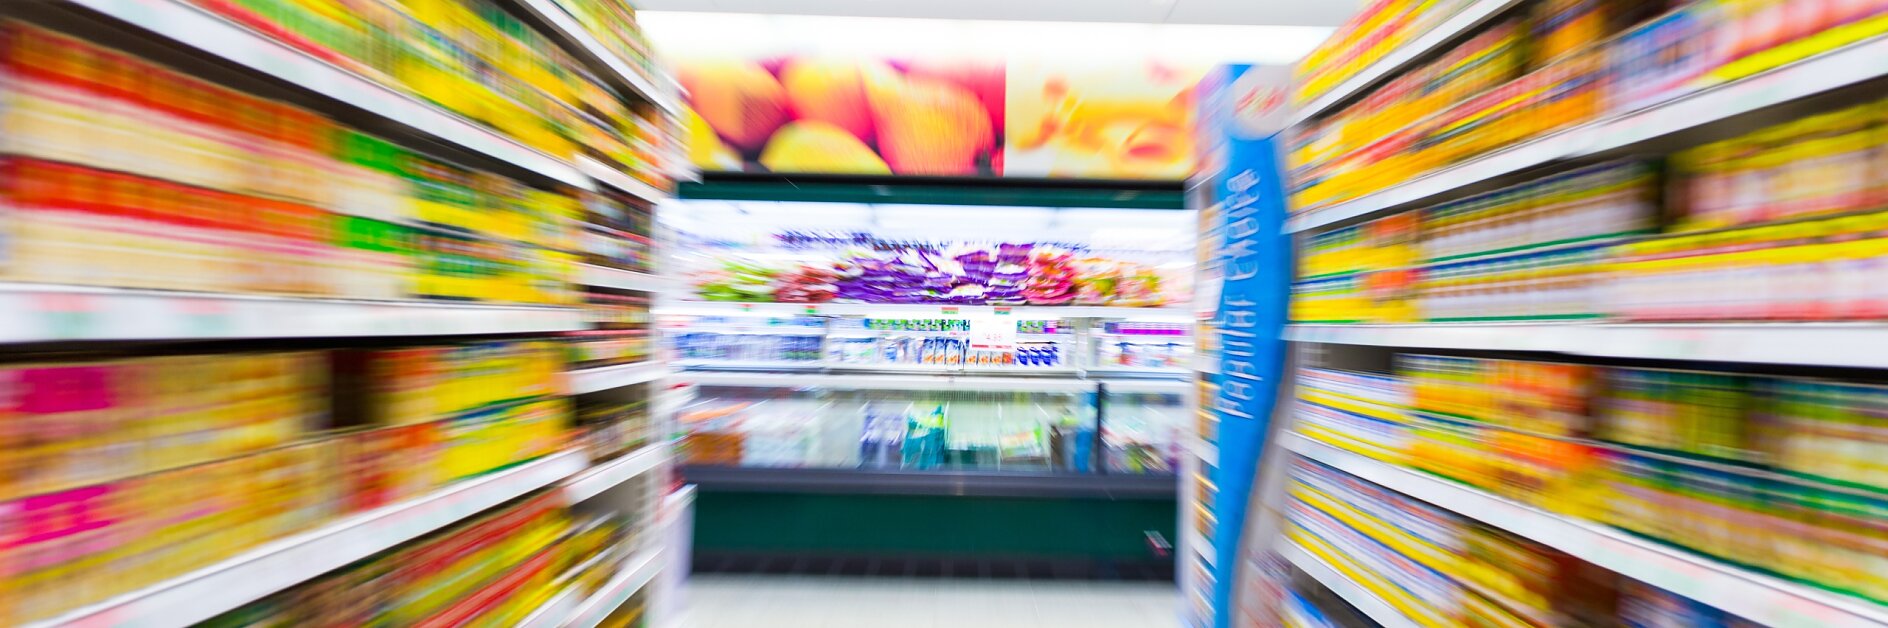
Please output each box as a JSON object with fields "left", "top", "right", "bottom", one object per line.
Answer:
{"left": 675, "top": 331, "right": 822, "bottom": 362}
{"left": 563, "top": 330, "right": 655, "bottom": 369}
{"left": 186, "top": 0, "right": 681, "bottom": 182}
{"left": 692, "top": 245, "right": 1179, "bottom": 306}
{"left": 1291, "top": 0, "right": 1888, "bottom": 210}
{"left": 1292, "top": 0, "right": 1476, "bottom": 106}
{"left": 337, "top": 341, "right": 566, "bottom": 427}
{"left": 200, "top": 492, "right": 639, "bottom": 627}
{"left": 0, "top": 397, "right": 568, "bottom": 624}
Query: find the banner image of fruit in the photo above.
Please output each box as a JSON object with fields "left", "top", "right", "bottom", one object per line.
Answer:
{"left": 675, "top": 56, "right": 1205, "bottom": 180}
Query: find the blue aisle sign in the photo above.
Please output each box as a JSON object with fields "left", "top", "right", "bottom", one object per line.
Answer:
{"left": 1196, "top": 63, "right": 1293, "bottom": 628}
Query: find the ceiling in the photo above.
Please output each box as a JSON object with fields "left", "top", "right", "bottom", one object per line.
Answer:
{"left": 632, "top": 0, "right": 1364, "bottom": 28}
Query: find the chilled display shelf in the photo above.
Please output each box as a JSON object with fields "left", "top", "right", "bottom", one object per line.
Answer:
{"left": 578, "top": 156, "right": 670, "bottom": 202}
{"left": 1277, "top": 538, "right": 1423, "bottom": 628}
{"left": 0, "top": 284, "right": 585, "bottom": 343}
{"left": 659, "top": 301, "right": 1192, "bottom": 320}
{"left": 681, "top": 465, "right": 1176, "bottom": 499}
{"left": 682, "top": 371, "right": 1098, "bottom": 393}
{"left": 579, "top": 264, "right": 671, "bottom": 293}
{"left": 1287, "top": 0, "right": 1527, "bottom": 126}
{"left": 24, "top": 451, "right": 590, "bottom": 628}
{"left": 568, "top": 549, "right": 665, "bottom": 628}
{"left": 563, "top": 443, "right": 671, "bottom": 504}
{"left": 678, "top": 359, "right": 826, "bottom": 370}
{"left": 1098, "top": 378, "right": 1192, "bottom": 394}
{"left": 1285, "top": 35, "right": 1888, "bottom": 233}
{"left": 1281, "top": 433, "right": 1888, "bottom": 627}
{"left": 1089, "top": 366, "right": 1193, "bottom": 377}
{"left": 566, "top": 361, "right": 669, "bottom": 394}
{"left": 1286, "top": 323, "right": 1888, "bottom": 369}
{"left": 502, "top": 0, "right": 680, "bottom": 114}
{"left": 62, "top": 0, "right": 590, "bottom": 189}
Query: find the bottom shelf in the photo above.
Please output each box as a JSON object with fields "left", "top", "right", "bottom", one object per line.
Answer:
{"left": 681, "top": 465, "right": 1176, "bottom": 499}
{"left": 1282, "top": 433, "right": 1888, "bottom": 627}
{"left": 519, "top": 548, "right": 665, "bottom": 628}
{"left": 1277, "top": 539, "right": 1419, "bottom": 628}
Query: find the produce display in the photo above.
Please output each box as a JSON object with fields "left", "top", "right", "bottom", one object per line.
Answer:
{"left": 1289, "top": 0, "right": 1888, "bottom": 211}
{"left": 185, "top": 0, "right": 681, "bottom": 182}
{"left": 689, "top": 244, "right": 1175, "bottom": 306}
{"left": 200, "top": 492, "right": 643, "bottom": 627}
{"left": 1294, "top": 355, "right": 1888, "bottom": 606}
{"left": 1, "top": 22, "right": 582, "bottom": 305}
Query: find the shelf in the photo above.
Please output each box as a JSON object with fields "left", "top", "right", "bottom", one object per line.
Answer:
{"left": 1285, "top": 35, "right": 1888, "bottom": 233}
{"left": 578, "top": 156, "right": 671, "bottom": 203}
{"left": 1187, "top": 437, "right": 1219, "bottom": 467}
{"left": 1281, "top": 433, "right": 1888, "bottom": 627}
{"left": 0, "top": 283, "right": 585, "bottom": 343}
{"left": 502, "top": 0, "right": 679, "bottom": 115}
{"left": 677, "top": 359, "right": 827, "bottom": 370}
{"left": 568, "top": 549, "right": 666, "bottom": 628}
{"left": 1286, "top": 322, "right": 1888, "bottom": 369}
{"left": 64, "top": 0, "right": 589, "bottom": 189}
{"left": 1277, "top": 538, "right": 1422, "bottom": 628}
{"left": 659, "top": 301, "right": 1192, "bottom": 320}
{"left": 1098, "top": 378, "right": 1192, "bottom": 394}
{"left": 681, "top": 465, "right": 1177, "bottom": 499}
{"left": 26, "top": 451, "right": 590, "bottom": 628}
{"left": 563, "top": 444, "right": 671, "bottom": 504}
{"left": 1287, "top": 0, "right": 1527, "bottom": 127}
{"left": 681, "top": 371, "right": 1098, "bottom": 393}
{"left": 566, "top": 361, "right": 669, "bottom": 394}
{"left": 651, "top": 384, "right": 697, "bottom": 421}
{"left": 579, "top": 265, "right": 672, "bottom": 293}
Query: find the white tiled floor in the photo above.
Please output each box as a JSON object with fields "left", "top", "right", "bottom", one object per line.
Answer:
{"left": 684, "top": 574, "right": 1177, "bottom": 628}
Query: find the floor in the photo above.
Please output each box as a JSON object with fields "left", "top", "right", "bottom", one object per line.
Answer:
{"left": 685, "top": 574, "right": 1178, "bottom": 627}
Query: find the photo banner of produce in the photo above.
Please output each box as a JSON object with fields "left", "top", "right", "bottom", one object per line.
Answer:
{"left": 678, "top": 56, "right": 1207, "bottom": 180}
{"left": 691, "top": 243, "right": 1182, "bottom": 306}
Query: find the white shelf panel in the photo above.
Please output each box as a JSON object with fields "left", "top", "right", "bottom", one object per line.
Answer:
{"left": 1287, "top": 322, "right": 1888, "bottom": 369}
{"left": 567, "top": 361, "right": 670, "bottom": 395}
{"left": 659, "top": 301, "right": 1191, "bottom": 321}
{"left": 578, "top": 265, "right": 672, "bottom": 293}
{"left": 682, "top": 371, "right": 1097, "bottom": 393}
{"left": 1282, "top": 433, "right": 1888, "bottom": 627}
{"left": 505, "top": 0, "right": 680, "bottom": 115}
{"left": 1286, "top": 0, "right": 1527, "bottom": 126}
{"left": 0, "top": 283, "right": 584, "bottom": 343}
{"left": 26, "top": 451, "right": 589, "bottom": 628}
{"left": 1286, "top": 35, "right": 1888, "bottom": 233}
{"left": 1098, "top": 378, "right": 1192, "bottom": 394}
{"left": 568, "top": 549, "right": 665, "bottom": 628}
{"left": 66, "top": 0, "right": 588, "bottom": 189}
{"left": 578, "top": 156, "right": 670, "bottom": 202}
{"left": 1278, "top": 539, "right": 1422, "bottom": 628}
{"left": 1188, "top": 437, "right": 1219, "bottom": 467}
{"left": 563, "top": 443, "right": 670, "bottom": 504}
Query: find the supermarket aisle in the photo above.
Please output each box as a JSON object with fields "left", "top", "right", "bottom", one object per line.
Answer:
{"left": 688, "top": 575, "right": 1176, "bottom": 628}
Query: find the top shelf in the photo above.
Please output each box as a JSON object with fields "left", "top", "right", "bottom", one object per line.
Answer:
{"left": 503, "top": 0, "right": 682, "bottom": 115}
{"left": 1287, "top": 0, "right": 1526, "bottom": 127}
{"left": 1285, "top": 35, "right": 1888, "bottom": 233}
{"left": 657, "top": 301, "right": 1193, "bottom": 320}
{"left": 68, "top": 0, "right": 594, "bottom": 190}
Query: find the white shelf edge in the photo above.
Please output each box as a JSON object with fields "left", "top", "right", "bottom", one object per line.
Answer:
{"left": 1286, "top": 35, "right": 1888, "bottom": 233}
{"left": 567, "top": 361, "right": 670, "bottom": 395}
{"left": 563, "top": 443, "right": 671, "bottom": 504}
{"left": 1282, "top": 433, "right": 1888, "bottom": 627}
{"left": 1188, "top": 437, "right": 1219, "bottom": 467}
{"left": 66, "top": 0, "right": 589, "bottom": 189}
{"left": 579, "top": 156, "right": 670, "bottom": 202}
{"left": 0, "top": 283, "right": 584, "bottom": 343}
{"left": 657, "top": 301, "right": 1191, "bottom": 320}
{"left": 1277, "top": 538, "right": 1422, "bottom": 628}
{"left": 517, "top": 580, "right": 587, "bottom": 628}
{"left": 568, "top": 549, "right": 666, "bottom": 628}
{"left": 1286, "top": 322, "right": 1888, "bottom": 369}
{"left": 578, "top": 265, "right": 671, "bottom": 292}
{"left": 1287, "top": 0, "right": 1527, "bottom": 126}
{"left": 507, "top": 0, "right": 679, "bottom": 114}
{"left": 681, "top": 371, "right": 1097, "bottom": 393}
{"left": 25, "top": 451, "right": 589, "bottom": 628}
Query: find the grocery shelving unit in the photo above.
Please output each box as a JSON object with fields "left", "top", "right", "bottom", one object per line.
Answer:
{"left": 1250, "top": 2, "right": 1888, "bottom": 626}
{"left": 7, "top": 0, "right": 695, "bottom": 624}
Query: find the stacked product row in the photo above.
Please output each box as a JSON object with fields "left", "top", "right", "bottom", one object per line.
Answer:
{"left": 1293, "top": 97, "right": 1888, "bottom": 323}
{"left": 1293, "top": 354, "right": 1888, "bottom": 607}
{"left": 1290, "top": 0, "right": 1888, "bottom": 210}
{"left": 201, "top": 485, "right": 653, "bottom": 627}
{"left": 671, "top": 316, "right": 1188, "bottom": 372}
{"left": 187, "top": 0, "right": 680, "bottom": 182}
{"left": 1283, "top": 456, "right": 1761, "bottom": 626}
{"left": 677, "top": 388, "right": 1183, "bottom": 474}
{"left": 0, "top": 340, "right": 598, "bottom": 624}
{"left": 1, "top": 20, "right": 681, "bottom": 305}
